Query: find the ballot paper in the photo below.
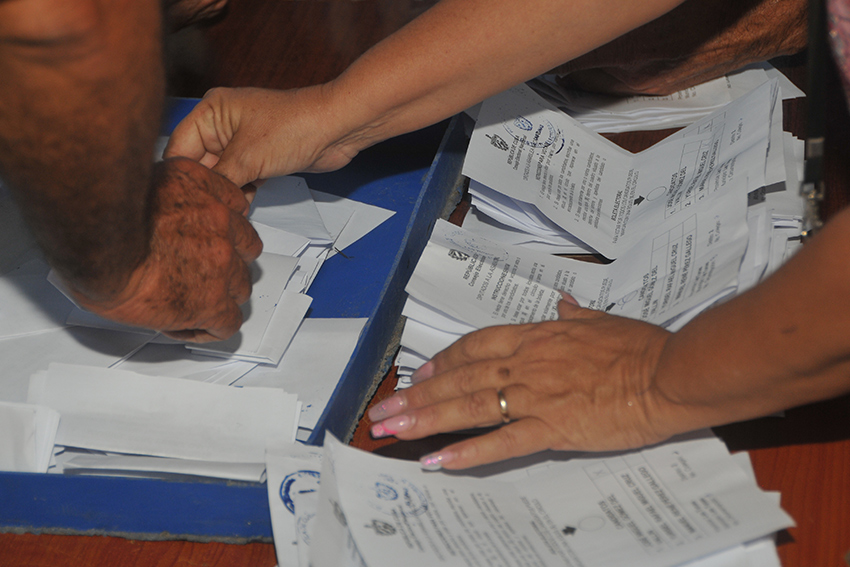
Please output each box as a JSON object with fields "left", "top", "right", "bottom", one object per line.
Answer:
{"left": 0, "top": 263, "right": 72, "bottom": 339}
{"left": 0, "top": 326, "right": 153, "bottom": 403}
{"left": 233, "top": 317, "right": 368, "bottom": 432}
{"left": 57, "top": 450, "right": 267, "bottom": 482}
{"left": 532, "top": 63, "right": 804, "bottom": 134}
{"left": 0, "top": 401, "right": 59, "bottom": 473}
{"left": 310, "top": 434, "right": 792, "bottom": 567}
{"left": 251, "top": 176, "right": 334, "bottom": 244}
{"left": 266, "top": 444, "right": 325, "bottom": 567}
{"left": 27, "top": 363, "right": 299, "bottom": 463}
{"left": 462, "top": 80, "right": 778, "bottom": 259}
{"left": 186, "top": 252, "right": 309, "bottom": 364}
{"left": 406, "top": 214, "right": 747, "bottom": 332}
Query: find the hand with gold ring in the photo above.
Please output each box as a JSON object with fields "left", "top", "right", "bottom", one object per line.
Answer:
{"left": 368, "top": 294, "right": 676, "bottom": 470}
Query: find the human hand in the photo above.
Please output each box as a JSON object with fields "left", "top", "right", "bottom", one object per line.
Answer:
{"left": 68, "top": 157, "right": 263, "bottom": 342}
{"left": 164, "top": 86, "right": 362, "bottom": 188}
{"left": 368, "top": 297, "right": 675, "bottom": 470}
{"left": 552, "top": 0, "right": 806, "bottom": 95}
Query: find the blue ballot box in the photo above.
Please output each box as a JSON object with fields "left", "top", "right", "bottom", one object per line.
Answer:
{"left": 0, "top": 99, "right": 468, "bottom": 541}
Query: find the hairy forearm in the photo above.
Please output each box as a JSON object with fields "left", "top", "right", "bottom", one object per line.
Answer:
{"left": 651, "top": 208, "right": 850, "bottom": 435}
{"left": 0, "top": 0, "right": 164, "bottom": 300}
{"left": 554, "top": 0, "right": 808, "bottom": 95}
{"left": 324, "top": 0, "right": 687, "bottom": 152}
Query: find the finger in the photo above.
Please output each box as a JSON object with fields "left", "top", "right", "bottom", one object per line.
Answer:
{"left": 370, "top": 388, "right": 508, "bottom": 441}
{"left": 229, "top": 211, "right": 263, "bottom": 264}
{"left": 557, "top": 292, "right": 583, "bottom": 319}
{"left": 203, "top": 168, "right": 253, "bottom": 216}
{"left": 211, "top": 137, "right": 263, "bottom": 189}
{"left": 422, "top": 325, "right": 530, "bottom": 380}
{"left": 419, "top": 419, "right": 555, "bottom": 470}
{"left": 164, "top": 103, "right": 226, "bottom": 162}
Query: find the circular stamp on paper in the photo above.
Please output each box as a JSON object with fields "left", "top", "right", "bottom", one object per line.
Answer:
{"left": 503, "top": 114, "right": 562, "bottom": 149}
{"left": 440, "top": 226, "right": 508, "bottom": 261}
{"left": 368, "top": 474, "right": 428, "bottom": 517}
{"left": 280, "top": 470, "right": 321, "bottom": 515}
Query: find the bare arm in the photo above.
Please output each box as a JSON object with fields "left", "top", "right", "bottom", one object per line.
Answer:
{"left": 165, "top": 0, "right": 687, "bottom": 186}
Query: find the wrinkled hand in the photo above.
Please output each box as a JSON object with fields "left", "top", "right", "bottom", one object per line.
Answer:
{"left": 164, "top": 86, "right": 361, "bottom": 188}
{"left": 368, "top": 298, "right": 674, "bottom": 470}
{"left": 552, "top": 0, "right": 806, "bottom": 95}
{"left": 70, "top": 157, "right": 262, "bottom": 342}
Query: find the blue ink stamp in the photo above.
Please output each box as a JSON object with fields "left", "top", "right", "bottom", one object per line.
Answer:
{"left": 503, "top": 115, "right": 562, "bottom": 149}
{"left": 368, "top": 474, "right": 428, "bottom": 517}
{"left": 280, "top": 470, "right": 321, "bottom": 515}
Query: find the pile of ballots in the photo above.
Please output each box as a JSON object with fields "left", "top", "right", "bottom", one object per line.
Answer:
{"left": 396, "top": 76, "right": 805, "bottom": 383}
{"left": 0, "top": 173, "right": 394, "bottom": 479}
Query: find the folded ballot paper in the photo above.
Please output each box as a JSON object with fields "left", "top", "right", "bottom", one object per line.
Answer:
{"left": 28, "top": 363, "right": 298, "bottom": 464}
{"left": 530, "top": 62, "right": 804, "bottom": 134}
{"left": 0, "top": 174, "right": 391, "bottom": 478}
{"left": 270, "top": 432, "right": 792, "bottom": 567}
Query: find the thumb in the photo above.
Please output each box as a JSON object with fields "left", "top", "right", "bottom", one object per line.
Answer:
{"left": 557, "top": 291, "right": 583, "bottom": 319}
{"left": 210, "top": 138, "right": 263, "bottom": 189}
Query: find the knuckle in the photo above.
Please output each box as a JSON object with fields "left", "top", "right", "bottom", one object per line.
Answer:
{"left": 464, "top": 390, "right": 496, "bottom": 420}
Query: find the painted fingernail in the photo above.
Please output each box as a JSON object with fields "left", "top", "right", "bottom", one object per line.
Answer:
{"left": 558, "top": 290, "right": 579, "bottom": 305}
{"left": 420, "top": 450, "right": 455, "bottom": 471}
{"left": 410, "top": 360, "right": 435, "bottom": 384}
{"left": 368, "top": 394, "right": 406, "bottom": 421}
{"left": 370, "top": 415, "right": 415, "bottom": 438}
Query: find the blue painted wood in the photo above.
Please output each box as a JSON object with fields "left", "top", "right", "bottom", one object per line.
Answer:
{"left": 0, "top": 98, "right": 468, "bottom": 540}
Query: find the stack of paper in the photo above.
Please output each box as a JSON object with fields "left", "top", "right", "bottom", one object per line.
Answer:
{"left": 0, "top": 172, "right": 392, "bottom": 478}
{"left": 265, "top": 432, "right": 791, "bottom": 567}
{"left": 396, "top": 77, "right": 805, "bottom": 385}
{"left": 529, "top": 63, "right": 804, "bottom": 133}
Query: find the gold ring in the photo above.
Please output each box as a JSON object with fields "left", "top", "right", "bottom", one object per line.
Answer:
{"left": 497, "top": 390, "right": 510, "bottom": 423}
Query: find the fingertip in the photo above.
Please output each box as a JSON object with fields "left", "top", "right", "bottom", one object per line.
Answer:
{"left": 410, "top": 360, "right": 435, "bottom": 384}
{"left": 557, "top": 292, "right": 583, "bottom": 319}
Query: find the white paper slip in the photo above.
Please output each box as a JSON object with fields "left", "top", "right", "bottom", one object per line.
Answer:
{"left": 187, "top": 252, "right": 309, "bottom": 364}
{"left": 0, "top": 401, "right": 59, "bottom": 473}
{"left": 0, "top": 267, "right": 74, "bottom": 339}
{"left": 0, "top": 326, "right": 153, "bottom": 404}
{"left": 250, "top": 176, "right": 333, "bottom": 244}
{"left": 28, "top": 363, "right": 299, "bottom": 463}
{"left": 407, "top": 216, "right": 748, "bottom": 330}
{"left": 267, "top": 444, "right": 325, "bottom": 567}
{"left": 463, "top": 80, "right": 777, "bottom": 259}
{"left": 311, "top": 189, "right": 396, "bottom": 256}
{"left": 316, "top": 434, "right": 793, "bottom": 567}
{"left": 233, "top": 318, "right": 367, "bottom": 431}
{"left": 60, "top": 452, "right": 266, "bottom": 482}
{"left": 252, "top": 221, "right": 312, "bottom": 257}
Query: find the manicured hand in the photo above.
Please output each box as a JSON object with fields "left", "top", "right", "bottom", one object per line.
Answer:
{"left": 369, "top": 295, "right": 674, "bottom": 469}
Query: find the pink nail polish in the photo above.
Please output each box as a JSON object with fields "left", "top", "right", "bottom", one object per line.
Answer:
{"left": 371, "top": 422, "right": 389, "bottom": 438}
{"left": 411, "top": 360, "right": 435, "bottom": 384}
{"left": 420, "top": 450, "right": 454, "bottom": 471}
{"left": 378, "top": 415, "right": 414, "bottom": 436}
{"left": 368, "top": 394, "right": 406, "bottom": 421}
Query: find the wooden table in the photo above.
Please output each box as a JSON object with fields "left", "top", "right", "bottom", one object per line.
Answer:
{"left": 1, "top": 1, "right": 848, "bottom": 564}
